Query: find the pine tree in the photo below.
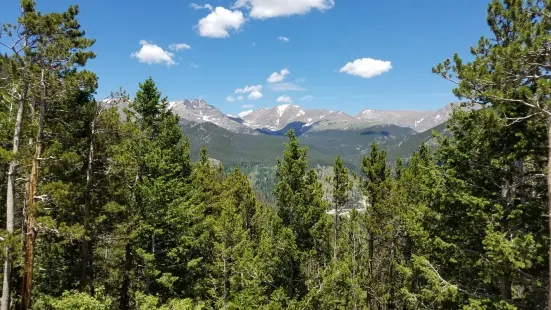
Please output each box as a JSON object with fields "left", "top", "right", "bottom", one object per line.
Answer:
{"left": 272, "top": 130, "right": 331, "bottom": 300}
{"left": 331, "top": 155, "right": 351, "bottom": 262}
{"left": 360, "top": 142, "right": 392, "bottom": 308}
{"left": 433, "top": 1, "right": 551, "bottom": 305}
{"left": 0, "top": 2, "right": 98, "bottom": 308}
{"left": 104, "top": 78, "right": 193, "bottom": 308}
{"left": 427, "top": 107, "right": 546, "bottom": 308}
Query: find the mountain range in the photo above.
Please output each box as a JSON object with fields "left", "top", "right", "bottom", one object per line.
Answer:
{"left": 113, "top": 98, "right": 463, "bottom": 192}
{"left": 168, "top": 99, "right": 458, "bottom": 136}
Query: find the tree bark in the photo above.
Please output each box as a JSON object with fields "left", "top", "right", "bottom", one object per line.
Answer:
{"left": 21, "top": 71, "right": 45, "bottom": 310}
{"left": 333, "top": 204, "right": 338, "bottom": 262}
{"left": 1, "top": 84, "right": 27, "bottom": 310}
{"left": 500, "top": 180, "right": 512, "bottom": 301}
{"left": 352, "top": 224, "right": 357, "bottom": 310}
{"left": 119, "top": 242, "right": 132, "bottom": 310}
{"left": 547, "top": 117, "right": 551, "bottom": 310}
{"left": 80, "top": 116, "right": 96, "bottom": 293}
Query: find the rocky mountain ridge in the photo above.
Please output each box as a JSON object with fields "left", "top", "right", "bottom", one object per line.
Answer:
{"left": 167, "top": 100, "right": 462, "bottom": 135}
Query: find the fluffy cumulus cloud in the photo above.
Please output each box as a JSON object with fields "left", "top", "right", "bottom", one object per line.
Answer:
{"left": 197, "top": 7, "right": 245, "bottom": 38}
{"left": 226, "top": 95, "right": 236, "bottom": 102}
{"left": 277, "top": 95, "right": 292, "bottom": 103}
{"left": 248, "top": 90, "right": 263, "bottom": 100}
{"left": 237, "top": 96, "right": 244, "bottom": 101}
{"left": 235, "top": 85, "right": 263, "bottom": 100}
{"left": 267, "top": 68, "right": 290, "bottom": 83}
{"left": 169, "top": 43, "right": 191, "bottom": 51}
{"left": 131, "top": 40, "right": 176, "bottom": 65}
{"left": 339, "top": 58, "right": 392, "bottom": 79}
{"left": 233, "top": 0, "right": 335, "bottom": 19}
{"left": 235, "top": 85, "right": 262, "bottom": 94}
{"left": 278, "top": 36, "right": 290, "bottom": 42}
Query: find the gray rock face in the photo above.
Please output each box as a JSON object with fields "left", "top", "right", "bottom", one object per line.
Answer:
{"left": 353, "top": 107, "right": 458, "bottom": 133}
{"left": 119, "top": 98, "right": 472, "bottom": 135}
{"left": 240, "top": 104, "right": 355, "bottom": 131}
{"left": 239, "top": 103, "right": 465, "bottom": 133}
{"left": 168, "top": 99, "right": 257, "bottom": 134}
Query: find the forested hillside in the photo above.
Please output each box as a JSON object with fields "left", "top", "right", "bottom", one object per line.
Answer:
{"left": 0, "top": 1, "right": 550, "bottom": 309}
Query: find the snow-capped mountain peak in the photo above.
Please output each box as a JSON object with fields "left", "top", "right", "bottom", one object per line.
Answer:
{"left": 143, "top": 99, "right": 468, "bottom": 135}
{"left": 238, "top": 110, "right": 253, "bottom": 118}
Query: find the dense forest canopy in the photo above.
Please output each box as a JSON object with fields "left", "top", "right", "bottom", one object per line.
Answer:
{"left": 0, "top": 0, "right": 550, "bottom": 309}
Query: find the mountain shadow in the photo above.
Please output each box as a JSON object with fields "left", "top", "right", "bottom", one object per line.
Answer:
{"left": 255, "top": 121, "right": 313, "bottom": 136}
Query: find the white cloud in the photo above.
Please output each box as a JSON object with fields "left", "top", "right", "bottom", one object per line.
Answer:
{"left": 235, "top": 85, "right": 263, "bottom": 100}
{"left": 190, "top": 62, "right": 199, "bottom": 68}
{"left": 197, "top": 7, "right": 245, "bottom": 38}
{"left": 267, "top": 68, "right": 290, "bottom": 83}
{"left": 278, "top": 36, "right": 290, "bottom": 42}
{"left": 296, "top": 78, "right": 306, "bottom": 83}
{"left": 131, "top": 40, "right": 176, "bottom": 65}
{"left": 277, "top": 95, "right": 292, "bottom": 103}
{"left": 191, "top": 3, "right": 214, "bottom": 10}
{"left": 237, "top": 96, "right": 244, "bottom": 101}
{"left": 169, "top": 43, "right": 191, "bottom": 51}
{"left": 233, "top": 0, "right": 334, "bottom": 19}
{"left": 339, "top": 58, "right": 392, "bottom": 79}
{"left": 235, "top": 85, "right": 262, "bottom": 94}
{"left": 241, "top": 104, "right": 254, "bottom": 109}
{"left": 300, "top": 95, "right": 314, "bottom": 101}
{"left": 226, "top": 96, "right": 236, "bottom": 102}
{"left": 248, "top": 90, "right": 263, "bottom": 100}
{"left": 268, "top": 82, "right": 305, "bottom": 92}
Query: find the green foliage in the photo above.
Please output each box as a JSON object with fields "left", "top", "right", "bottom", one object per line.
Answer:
{"left": 0, "top": 1, "right": 548, "bottom": 309}
{"left": 48, "top": 290, "right": 113, "bottom": 310}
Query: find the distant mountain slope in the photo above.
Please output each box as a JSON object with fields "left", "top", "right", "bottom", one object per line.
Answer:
{"left": 386, "top": 122, "right": 448, "bottom": 160}
{"left": 169, "top": 99, "right": 257, "bottom": 134}
{"left": 181, "top": 120, "right": 432, "bottom": 169}
{"left": 118, "top": 98, "right": 462, "bottom": 136}
{"left": 166, "top": 100, "right": 462, "bottom": 135}
{"left": 355, "top": 109, "right": 434, "bottom": 130}
{"left": 241, "top": 104, "right": 356, "bottom": 132}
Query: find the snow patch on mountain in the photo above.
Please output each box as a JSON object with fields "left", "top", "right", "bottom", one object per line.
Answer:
{"left": 238, "top": 110, "right": 253, "bottom": 118}
{"left": 163, "top": 99, "right": 473, "bottom": 136}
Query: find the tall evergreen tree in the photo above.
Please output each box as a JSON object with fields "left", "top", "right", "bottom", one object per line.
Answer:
{"left": 433, "top": 1, "right": 551, "bottom": 305}
{"left": 273, "top": 130, "right": 330, "bottom": 300}
{"left": 331, "top": 155, "right": 351, "bottom": 262}
{"left": 361, "top": 142, "right": 393, "bottom": 308}
{"left": 0, "top": 2, "right": 98, "bottom": 308}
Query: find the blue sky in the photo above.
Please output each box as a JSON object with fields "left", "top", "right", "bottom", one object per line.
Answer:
{"left": 1, "top": 0, "right": 491, "bottom": 115}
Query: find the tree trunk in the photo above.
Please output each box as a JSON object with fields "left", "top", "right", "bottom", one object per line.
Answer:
{"left": 351, "top": 219, "right": 358, "bottom": 310}
{"left": 1, "top": 85, "right": 27, "bottom": 310}
{"left": 547, "top": 117, "right": 551, "bottom": 310}
{"left": 21, "top": 71, "right": 45, "bottom": 310}
{"left": 144, "top": 233, "right": 154, "bottom": 294}
{"left": 387, "top": 246, "right": 395, "bottom": 309}
{"left": 366, "top": 231, "right": 374, "bottom": 308}
{"left": 119, "top": 242, "right": 132, "bottom": 310}
{"left": 501, "top": 268, "right": 512, "bottom": 300}
{"left": 222, "top": 255, "right": 227, "bottom": 310}
{"left": 333, "top": 204, "right": 338, "bottom": 262}
{"left": 80, "top": 117, "right": 96, "bottom": 293}
{"left": 501, "top": 180, "right": 512, "bottom": 301}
